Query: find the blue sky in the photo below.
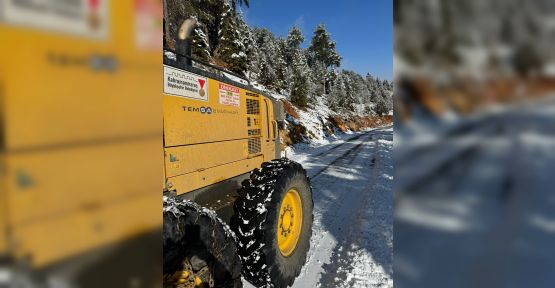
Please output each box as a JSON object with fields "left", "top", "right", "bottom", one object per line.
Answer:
{"left": 242, "top": 0, "right": 392, "bottom": 80}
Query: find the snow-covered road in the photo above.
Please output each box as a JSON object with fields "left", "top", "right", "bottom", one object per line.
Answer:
{"left": 395, "top": 98, "right": 555, "bottom": 288}
{"left": 245, "top": 126, "right": 394, "bottom": 288}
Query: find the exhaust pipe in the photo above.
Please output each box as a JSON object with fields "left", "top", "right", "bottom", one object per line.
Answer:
{"left": 176, "top": 18, "right": 197, "bottom": 66}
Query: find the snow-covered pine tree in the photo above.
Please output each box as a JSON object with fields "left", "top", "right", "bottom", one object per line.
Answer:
{"left": 328, "top": 72, "right": 346, "bottom": 112}
{"left": 371, "top": 76, "right": 393, "bottom": 116}
{"left": 307, "top": 24, "right": 342, "bottom": 95}
{"left": 191, "top": 22, "right": 211, "bottom": 62}
{"left": 286, "top": 26, "right": 304, "bottom": 62}
{"left": 214, "top": 1, "right": 248, "bottom": 74}
{"left": 238, "top": 13, "right": 257, "bottom": 79}
{"left": 285, "top": 26, "right": 311, "bottom": 107}
{"left": 327, "top": 41, "right": 341, "bottom": 68}
{"left": 164, "top": 0, "right": 253, "bottom": 66}
{"left": 308, "top": 24, "right": 341, "bottom": 69}
{"left": 253, "top": 28, "right": 286, "bottom": 91}
{"left": 375, "top": 92, "right": 389, "bottom": 116}
{"left": 340, "top": 71, "right": 358, "bottom": 112}
{"left": 164, "top": 0, "right": 222, "bottom": 48}
{"left": 383, "top": 85, "right": 394, "bottom": 113}
{"left": 289, "top": 50, "right": 311, "bottom": 107}
{"left": 203, "top": 0, "right": 250, "bottom": 54}
{"left": 274, "top": 38, "right": 289, "bottom": 93}
{"left": 306, "top": 47, "right": 326, "bottom": 97}
{"left": 345, "top": 70, "right": 368, "bottom": 114}
{"left": 230, "top": 0, "right": 249, "bottom": 10}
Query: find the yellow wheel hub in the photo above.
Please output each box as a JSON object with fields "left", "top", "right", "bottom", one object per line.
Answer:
{"left": 277, "top": 188, "right": 303, "bottom": 257}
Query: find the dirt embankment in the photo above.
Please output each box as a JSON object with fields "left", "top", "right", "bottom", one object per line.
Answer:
{"left": 328, "top": 115, "right": 393, "bottom": 132}
{"left": 281, "top": 100, "right": 393, "bottom": 146}
{"left": 397, "top": 76, "right": 555, "bottom": 122}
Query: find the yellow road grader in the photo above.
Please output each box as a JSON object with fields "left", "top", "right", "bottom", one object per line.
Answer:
{"left": 162, "top": 19, "right": 313, "bottom": 288}
{"left": 0, "top": 1, "right": 312, "bottom": 287}
{"left": 1, "top": 1, "right": 162, "bottom": 287}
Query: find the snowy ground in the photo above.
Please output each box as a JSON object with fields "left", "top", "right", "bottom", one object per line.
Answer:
{"left": 245, "top": 125, "right": 394, "bottom": 288}
{"left": 395, "top": 98, "right": 555, "bottom": 288}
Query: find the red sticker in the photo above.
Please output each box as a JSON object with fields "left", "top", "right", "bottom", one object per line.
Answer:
{"left": 198, "top": 79, "right": 206, "bottom": 89}
{"left": 89, "top": 0, "right": 100, "bottom": 10}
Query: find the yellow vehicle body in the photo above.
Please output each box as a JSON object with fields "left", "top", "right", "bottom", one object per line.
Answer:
{"left": 162, "top": 64, "right": 280, "bottom": 195}
{"left": 0, "top": 0, "right": 283, "bottom": 275}
{"left": 0, "top": 0, "right": 163, "bottom": 268}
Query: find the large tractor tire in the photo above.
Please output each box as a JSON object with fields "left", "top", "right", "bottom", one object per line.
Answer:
{"left": 163, "top": 197, "right": 242, "bottom": 288}
{"left": 231, "top": 158, "right": 313, "bottom": 288}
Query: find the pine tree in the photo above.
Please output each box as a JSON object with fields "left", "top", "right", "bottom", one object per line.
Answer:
{"left": 327, "top": 41, "right": 341, "bottom": 68}
{"left": 328, "top": 73, "right": 346, "bottom": 112}
{"left": 230, "top": 0, "right": 249, "bottom": 10}
{"left": 164, "top": 0, "right": 252, "bottom": 64}
{"left": 251, "top": 28, "right": 289, "bottom": 92}
{"left": 285, "top": 26, "right": 310, "bottom": 106}
{"left": 214, "top": 2, "right": 248, "bottom": 74}
{"left": 253, "top": 28, "right": 278, "bottom": 88}
{"left": 239, "top": 13, "right": 256, "bottom": 78}
{"left": 309, "top": 60, "right": 327, "bottom": 97}
{"left": 286, "top": 26, "right": 305, "bottom": 62}
{"left": 191, "top": 23, "right": 211, "bottom": 62}
{"left": 274, "top": 38, "right": 289, "bottom": 93}
{"left": 308, "top": 24, "right": 341, "bottom": 69}
{"left": 289, "top": 50, "right": 310, "bottom": 107}
{"left": 307, "top": 24, "right": 342, "bottom": 95}
{"left": 375, "top": 92, "right": 389, "bottom": 116}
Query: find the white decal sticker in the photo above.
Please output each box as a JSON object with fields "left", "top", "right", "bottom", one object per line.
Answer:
{"left": 164, "top": 65, "right": 209, "bottom": 101}
{"left": 219, "top": 83, "right": 240, "bottom": 107}
{"left": 0, "top": 0, "right": 109, "bottom": 40}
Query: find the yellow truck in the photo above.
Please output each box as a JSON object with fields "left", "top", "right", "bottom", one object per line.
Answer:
{"left": 162, "top": 19, "right": 313, "bottom": 288}
{"left": 1, "top": 0, "right": 162, "bottom": 287}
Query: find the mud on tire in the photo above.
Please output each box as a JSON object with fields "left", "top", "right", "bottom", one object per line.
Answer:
{"left": 163, "top": 198, "right": 242, "bottom": 288}
{"left": 231, "top": 158, "right": 313, "bottom": 288}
